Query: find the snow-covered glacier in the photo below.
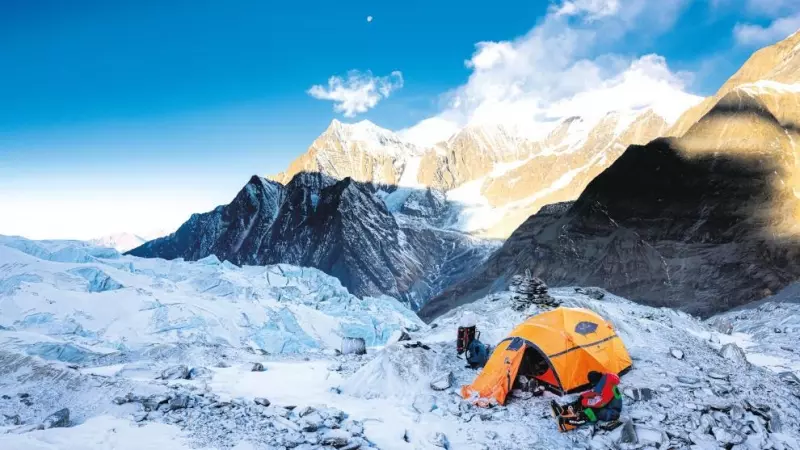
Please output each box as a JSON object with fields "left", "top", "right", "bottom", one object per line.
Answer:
{"left": 0, "top": 236, "right": 423, "bottom": 363}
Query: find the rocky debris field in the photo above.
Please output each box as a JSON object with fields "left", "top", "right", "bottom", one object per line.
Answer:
{"left": 0, "top": 286, "right": 798, "bottom": 449}
{"left": 111, "top": 389, "right": 371, "bottom": 450}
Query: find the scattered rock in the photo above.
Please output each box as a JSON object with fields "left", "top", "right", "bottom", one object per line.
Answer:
{"left": 188, "top": 367, "right": 213, "bottom": 380}
{"left": 575, "top": 287, "right": 606, "bottom": 300}
{"left": 430, "top": 372, "right": 453, "bottom": 391}
{"left": 42, "top": 408, "right": 70, "bottom": 429}
{"left": 112, "top": 396, "right": 128, "bottom": 405}
{"left": 18, "top": 393, "right": 29, "bottom": 399}
{"left": 618, "top": 420, "right": 638, "bottom": 444}
{"left": 429, "top": 432, "right": 450, "bottom": 448}
{"left": 297, "top": 406, "right": 315, "bottom": 417}
{"left": 623, "top": 387, "right": 655, "bottom": 402}
{"left": 677, "top": 376, "right": 700, "bottom": 385}
{"left": 169, "top": 395, "right": 189, "bottom": 410}
{"left": 132, "top": 412, "right": 148, "bottom": 422}
{"left": 669, "top": 348, "right": 684, "bottom": 360}
{"left": 160, "top": 365, "right": 189, "bottom": 380}
{"left": 707, "top": 371, "right": 729, "bottom": 381}
{"left": 712, "top": 427, "right": 745, "bottom": 445}
{"left": 142, "top": 395, "right": 169, "bottom": 411}
{"left": 2, "top": 414, "right": 21, "bottom": 426}
{"left": 254, "top": 397, "right": 271, "bottom": 407}
{"left": 778, "top": 371, "right": 800, "bottom": 386}
{"left": 300, "top": 412, "right": 324, "bottom": 432}
{"left": 706, "top": 400, "right": 732, "bottom": 412}
{"left": 320, "top": 429, "right": 351, "bottom": 447}
{"left": 251, "top": 363, "right": 265, "bottom": 372}
{"left": 719, "top": 343, "right": 748, "bottom": 365}
{"left": 1, "top": 395, "right": 10, "bottom": 400}
{"left": 327, "top": 363, "right": 343, "bottom": 372}
{"left": 341, "top": 337, "right": 367, "bottom": 355}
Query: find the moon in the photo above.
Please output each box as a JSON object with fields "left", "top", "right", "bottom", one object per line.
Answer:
{"left": 367, "top": 16, "right": 373, "bottom": 23}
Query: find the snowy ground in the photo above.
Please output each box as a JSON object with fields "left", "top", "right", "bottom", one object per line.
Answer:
{"left": 1, "top": 237, "right": 799, "bottom": 449}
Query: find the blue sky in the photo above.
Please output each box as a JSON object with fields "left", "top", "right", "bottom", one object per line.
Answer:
{"left": 1, "top": 0, "right": 798, "bottom": 239}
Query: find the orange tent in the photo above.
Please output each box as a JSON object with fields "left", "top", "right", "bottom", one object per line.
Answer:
{"left": 461, "top": 307, "right": 632, "bottom": 406}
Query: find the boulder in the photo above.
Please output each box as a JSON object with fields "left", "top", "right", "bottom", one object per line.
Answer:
{"left": 42, "top": 408, "right": 70, "bottom": 429}
{"left": 669, "top": 348, "right": 685, "bottom": 360}
{"left": 142, "top": 395, "right": 169, "bottom": 411}
{"left": 188, "top": 367, "right": 213, "bottom": 380}
{"left": 719, "top": 343, "right": 748, "bottom": 365}
{"left": 160, "top": 365, "right": 189, "bottom": 380}
{"left": 320, "top": 429, "right": 351, "bottom": 447}
{"left": 254, "top": 397, "right": 271, "bottom": 407}
{"left": 251, "top": 363, "right": 265, "bottom": 372}
{"left": 341, "top": 337, "right": 367, "bottom": 355}
{"left": 575, "top": 287, "right": 606, "bottom": 300}
{"left": 169, "top": 395, "right": 189, "bottom": 410}
{"left": 618, "top": 420, "right": 638, "bottom": 444}
{"left": 430, "top": 372, "right": 454, "bottom": 391}
{"left": 300, "top": 412, "right": 324, "bottom": 432}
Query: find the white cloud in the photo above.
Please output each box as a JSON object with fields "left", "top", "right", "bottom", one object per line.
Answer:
{"left": 550, "top": 0, "right": 621, "bottom": 20}
{"left": 308, "top": 70, "right": 403, "bottom": 117}
{"left": 402, "top": 0, "right": 700, "bottom": 145}
{"left": 398, "top": 117, "right": 461, "bottom": 147}
{"left": 734, "top": 13, "right": 800, "bottom": 46}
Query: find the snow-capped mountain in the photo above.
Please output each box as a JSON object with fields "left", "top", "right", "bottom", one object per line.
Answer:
{"left": 88, "top": 230, "right": 168, "bottom": 252}
{"left": 421, "top": 32, "right": 800, "bottom": 321}
{"left": 127, "top": 173, "right": 496, "bottom": 310}
{"left": 271, "top": 119, "right": 426, "bottom": 188}
{"left": 271, "top": 107, "right": 676, "bottom": 239}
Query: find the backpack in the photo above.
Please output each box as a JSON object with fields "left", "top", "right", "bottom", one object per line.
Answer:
{"left": 466, "top": 339, "right": 490, "bottom": 369}
{"left": 457, "top": 326, "right": 477, "bottom": 355}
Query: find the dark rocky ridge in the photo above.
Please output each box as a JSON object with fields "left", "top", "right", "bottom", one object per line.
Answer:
{"left": 128, "top": 172, "right": 493, "bottom": 310}
{"left": 421, "top": 132, "right": 800, "bottom": 321}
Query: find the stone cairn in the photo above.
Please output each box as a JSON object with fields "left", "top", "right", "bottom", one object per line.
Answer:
{"left": 508, "top": 270, "right": 560, "bottom": 310}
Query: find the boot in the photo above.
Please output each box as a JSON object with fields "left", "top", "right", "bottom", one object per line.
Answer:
{"left": 557, "top": 415, "right": 589, "bottom": 432}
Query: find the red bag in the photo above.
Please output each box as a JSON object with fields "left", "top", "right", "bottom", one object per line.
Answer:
{"left": 457, "top": 326, "right": 477, "bottom": 355}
